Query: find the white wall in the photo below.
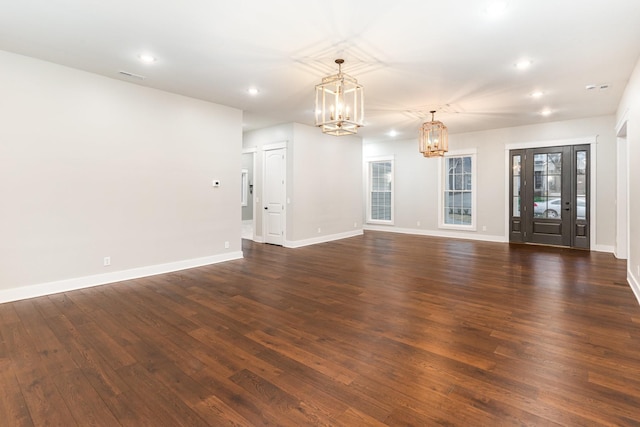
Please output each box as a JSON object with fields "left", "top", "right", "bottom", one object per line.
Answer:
{"left": 0, "top": 50, "right": 243, "bottom": 301}
{"left": 617, "top": 56, "right": 640, "bottom": 302}
{"left": 289, "top": 123, "right": 363, "bottom": 243}
{"left": 364, "top": 115, "right": 617, "bottom": 249}
{"left": 243, "top": 122, "right": 363, "bottom": 247}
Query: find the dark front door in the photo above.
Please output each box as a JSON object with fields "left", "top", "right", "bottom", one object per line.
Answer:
{"left": 509, "top": 145, "right": 589, "bottom": 249}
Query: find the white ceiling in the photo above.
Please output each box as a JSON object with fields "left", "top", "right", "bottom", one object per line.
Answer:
{"left": 2, "top": 0, "right": 640, "bottom": 141}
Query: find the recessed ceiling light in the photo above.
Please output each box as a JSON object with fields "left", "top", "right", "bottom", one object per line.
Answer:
{"left": 515, "top": 59, "right": 532, "bottom": 70}
{"left": 247, "top": 87, "right": 259, "bottom": 96}
{"left": 138, "top": 54, "right": 156, "bottom": 64}
{"left": 388, "top": 130, "right": 398, "bottom": 137}
{"left": 540, "top": 108, "right": 552, "bottom": 116}
{"left": 530, "top": 90, "right": 544, "bottom": 98}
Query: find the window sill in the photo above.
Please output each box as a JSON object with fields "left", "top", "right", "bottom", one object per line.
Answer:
{"left": 367, "top": 220, "right": 394, "bottom": 226}
{"left": 438, "top": 224, "right": 477, "bottom": 232}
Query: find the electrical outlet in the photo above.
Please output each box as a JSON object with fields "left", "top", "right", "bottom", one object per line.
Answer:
{"left": 224, "top": 241, "right": 230, "bottom": 249}
{"left": 417, "top": 221, "right": 421, "bottom": 227}
{"left": 482, "top": 225, "right": 487, "bottom": 231}
{"left": 317, "top": 227, "right": 322, "bottom": 234}
{"left": 354, "top": 222, "right": 358, "bottom": 228}
{"left": 103, "top": 256, "right": 111, "bottom": 267}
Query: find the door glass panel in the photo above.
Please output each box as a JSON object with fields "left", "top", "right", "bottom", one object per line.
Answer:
{"left": 533, "top": 153, "right": 562, "bottom": 219}
{"left": 576, "top": 150, "right": 587, "bottom": 220}
{"left": 512, "top": 155, "right": 521, "bottom": 217}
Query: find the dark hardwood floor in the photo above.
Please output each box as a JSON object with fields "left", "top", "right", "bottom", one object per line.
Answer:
{"left": 1, "top": 231, "right": 639, "bottom": 426}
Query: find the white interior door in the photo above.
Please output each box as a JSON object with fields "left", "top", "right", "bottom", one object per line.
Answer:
{"left": 263, "top": 148, "right": 285, "bottom": 245}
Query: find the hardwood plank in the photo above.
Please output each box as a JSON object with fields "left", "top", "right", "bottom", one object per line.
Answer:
{"left": 45, "top": 313, "right": 130, "bottom": 399}
{"left": 116, "top": 363, "right": 209, "bottom": 427}
{"left": 51, "top": 368, "right": 120, "bottom": 426}
{"left": 246, "top": 329, "right": 357, "bottom": 385}
{"left": 0, "top": 359, "right": 34, "bottom": 427}
{"left": 188, "top": 366, "right": 281, "bottom": 426}
{"left": 12, "top": 299, "right": 77, "bottom": 375}
{"left": 0, "top": 232, "right": 638, "bottom": 426}
{"left": 14, "top": 366, "right": 78, "bottom": 426}
{"left": 0, "top": 303, "right": 21, "bottom": 324}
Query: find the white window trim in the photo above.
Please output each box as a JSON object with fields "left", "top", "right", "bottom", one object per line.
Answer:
{"left": 438, "top": 149, "right": 477, "bottom": 231}
{"left": 365, "top": 155, "right": 395, "bottom": 225}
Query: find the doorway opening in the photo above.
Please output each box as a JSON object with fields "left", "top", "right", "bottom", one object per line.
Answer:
{"left": 241, "top": 151, "right": 255, "bottom": 241}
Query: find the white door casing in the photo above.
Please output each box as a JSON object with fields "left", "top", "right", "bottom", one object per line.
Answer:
{"left": 263, "top": 147, "right": 286, "bottom": 245}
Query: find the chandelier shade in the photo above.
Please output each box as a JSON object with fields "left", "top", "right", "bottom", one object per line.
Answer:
{"left": 419, "top": 110, "right": 448, "bottom": 157}
{"left": 315, "top": 59, "right": 364, "bottom": 136}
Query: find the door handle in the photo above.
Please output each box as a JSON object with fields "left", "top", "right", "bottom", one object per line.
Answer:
{"left": 264, "top": 207, "right": 268, "bottom": 210}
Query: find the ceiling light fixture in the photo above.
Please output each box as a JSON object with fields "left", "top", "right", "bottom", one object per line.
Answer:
{"left": 540, "top": 108, "right": 552, "bottom": 116}
{"left": 315, "top": 59, "right": 364, "bottom": 136}
{"left": 515, "top": 59, "right": 532, "bottom": 70}
{"left": 247, "top": 87, "right": 259, "bottom": 96}
{"left": 419, "top": 111, "right": 448, "bottom": 158}
{"left": 530, "top": 90, "right": 544, "bottom": 98}
{"left": 138, "top": 54, "right": 156, "bottom": 64}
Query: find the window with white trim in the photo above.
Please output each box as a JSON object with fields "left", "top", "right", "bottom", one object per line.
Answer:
{"left": 440, "top": 151, "right": 476, "bottom": 230}
{"left": 367, "top": 157, "right": 394, "bottom": 224}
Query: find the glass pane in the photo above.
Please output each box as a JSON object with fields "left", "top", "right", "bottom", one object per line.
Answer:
{"left": 462, "top": 192, "right": 472, "bottom": 225}
{"left": 465, "top": 173, "right": 472, "bottom": 191}
{"left": 370, "top": 161, "right": 392, "bottom": 221}
{"left": 576, "top": 196, "right": 586, "bottom": 220}
{"left": 576, "top": 150, "right": 587, "bottom": 220}
{"left": 513, "top": 155, "right": 521, "bottom": 176}
{"left": 463, "top": 156, "right": 471, "bottom": 173}
{"left": 454, "top": 158, "right": 463, "bottom": 173}
{"left": 548, "top": 175, "right": 562, "bottom": 196}
{"left": 512, "top": 155, "right": 521, "bottom": 218}
{"left": 548, "top": 153, "right": 562, "bottom": 174}
{"left": 445, "top": 191, "right": 454, "bottom": 224}
{"left": 533, "top": 152, "right": 561, "bottom": 219}
{"left": 576, "top": 151, "right": 587, "bottom": 174}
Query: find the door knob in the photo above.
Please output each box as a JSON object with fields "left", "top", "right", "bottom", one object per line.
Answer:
{"left": 264, "top": 207, "right": 268, "bottom": 210}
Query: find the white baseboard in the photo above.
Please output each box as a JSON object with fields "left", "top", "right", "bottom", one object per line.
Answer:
{"left": 0, "top": 251, "right": 243, "bottom": 304}
{"left": 363, "top": 224, "right": 508, "bottom": 243}
{"left": 592, "top": 244, "right": 615, "bottom": 254}
{"left": 284, "top": 229, "right": 364, "bottom": 248}
{"left": 364, "top": 225, "right": 617, "bottom": 253}
{"left": 629, "top": 269, "right": 640, "bottom": 306}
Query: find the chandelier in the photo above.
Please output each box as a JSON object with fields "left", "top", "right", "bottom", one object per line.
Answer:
{"left": 419, "top": 110, "right": 448, "bottom": 157}
{"left": 315, "top": 59, "right": 364, "bottom": 136}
